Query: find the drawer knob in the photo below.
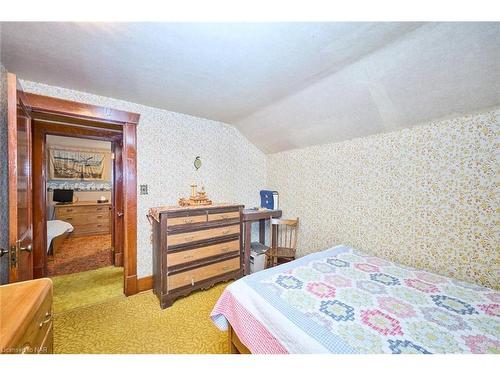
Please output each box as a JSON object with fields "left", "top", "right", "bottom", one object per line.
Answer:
{"left": 97, "top": 215, "right": 103, "bottom": 218}
{"left": 222, "top": 266, "right": 230, "bottom": 271}
{"left": 184, "top": 236, "right": 194, "bottom": 241}
{"left": 221, "top": 247, "right": 230, "bottom": 252}
{"left": 183, "top": 255, "right": 194, "bottom": 260}
{"left": 222, "top": 230, "right": 230, "bottom": 234}
{"left": 183, "top": 219, "right": 193, "bottom": 224}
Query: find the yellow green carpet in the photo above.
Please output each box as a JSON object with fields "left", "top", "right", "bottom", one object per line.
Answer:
{"left": 51, "top": 266, "right": 124, "bottom": 313}
{"left": 53, "top": 270, "right": 229, "bottom": 353}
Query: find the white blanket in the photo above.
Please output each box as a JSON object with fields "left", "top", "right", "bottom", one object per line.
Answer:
{"left": 47, "top": 220, "right": 74, "bottom": 252}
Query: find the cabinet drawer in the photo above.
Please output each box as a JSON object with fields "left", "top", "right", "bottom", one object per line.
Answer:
{"left": 56, "top": 205, "right": 109, "bottom": 215}
{"left": 168, "top": 225, "right": 240, "bottom": 247}
{"left": 38, "top": 323, "right": 53, "bottom": 354}
{"left": 56, "top": 213, "right": 110, "bottom": 226}
{"left": 168, "top": 214, "right": 206, "bottom": 227}
{"left": 167, "top": 239, "right": 240, "bottom": 267}
{"left": 17, "top": 290, "right": 52, "bottom": 354}
{"left": 167, "top": 257, "right": 240, "bottom": 290}
{"left": 73, "top": 222, "right": 110, "bottom": 236}
{"left": 207, "top": 211, "right": 239, "bottom": 222}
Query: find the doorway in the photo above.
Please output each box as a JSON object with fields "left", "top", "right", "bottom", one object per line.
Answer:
{"left": 34, "top": 124, "right": 125, "bottom": 310}
{"left": 26, "top": 92, "right": 140, "bottom": 297}
{"left": 45, "top": 135, "right": 115, "bottom": 275}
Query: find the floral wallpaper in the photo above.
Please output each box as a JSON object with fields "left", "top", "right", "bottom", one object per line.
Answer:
{"left": 17, "top": 79, "right": 499, "bottom": 289}
{"left": 267, "top": 109, "right": 499, "bottom": 289}
{"left": 21, "top": 80, "right": 267, "bottom": 278}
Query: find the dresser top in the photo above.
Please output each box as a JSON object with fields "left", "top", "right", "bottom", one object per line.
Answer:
{"left": 54, "top": 201, "right": 111, "bottom": 208}
{"left": 148, "top": 203, "right": 242, "bottom": 222}
{"left": 0, "top": 278, "right": 53, "bottom": 351}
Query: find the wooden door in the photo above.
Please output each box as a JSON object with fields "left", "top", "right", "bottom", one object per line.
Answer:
{"left": 7, "top": 73, "right": 33, "bottom": 282}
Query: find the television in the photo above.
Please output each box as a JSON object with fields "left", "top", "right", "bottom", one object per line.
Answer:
{"left": 53, "top": 189, "right": 74, "bottom": 204}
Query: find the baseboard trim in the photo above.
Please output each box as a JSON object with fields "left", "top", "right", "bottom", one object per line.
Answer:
{"left": 137, "top": 275, "right": 153, "bottom": 292}
{"left": 125, "top": 275, "right": 138, "bottom": 296}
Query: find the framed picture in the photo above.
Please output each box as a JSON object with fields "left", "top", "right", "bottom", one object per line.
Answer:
{"left": 48, "top": 146, "right": 111, "bottom": 181}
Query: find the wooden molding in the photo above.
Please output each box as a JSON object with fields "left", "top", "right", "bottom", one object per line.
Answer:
{"left": 32, "top": 123, "right": 46, "bottom": 279}
{"left": 32, "top": 121, "right": 125, "bottom": 278}
{"left": 122, "top": 123, "right": 138, "bottom": 296}
{"left": 125, "top": 275, "right": 138, "bottom": 296}
{"left": 137, "top": 275, "right": 153, "bottom": 292}
{"left": 25, "top": 93, "right": 140, "bottom": 125}
{"left": 114, "top": 252, "right": 124, "bottom": 267}
{"left": 28, "top": 93, "right": 140, "bottom": 296}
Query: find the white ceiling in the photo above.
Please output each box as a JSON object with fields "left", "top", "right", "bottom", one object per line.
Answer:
{"left": 1, "top": 22, "right": 499, "bottom": 153}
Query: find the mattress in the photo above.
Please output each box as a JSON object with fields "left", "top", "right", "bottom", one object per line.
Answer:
{"left": 211, "top": 245, "right": 500, "bottom": 354}
{"left": 47, "top": 220, "right": 74, "bottom": 252}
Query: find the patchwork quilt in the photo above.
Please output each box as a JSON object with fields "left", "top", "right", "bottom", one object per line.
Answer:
{"left": 210, "top": 246, "right": 500, "bottom": 354}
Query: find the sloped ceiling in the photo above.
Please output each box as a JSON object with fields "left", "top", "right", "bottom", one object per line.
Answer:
{"left": 1, "top": 22, "right": 499, "bottom": 153}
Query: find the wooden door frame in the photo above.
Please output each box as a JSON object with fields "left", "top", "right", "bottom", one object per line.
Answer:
{"left": 27, "top": 93, "right": 140, "bottom": 296}
{"left": 32, "top": 122, "right": 122, "bottom": 274}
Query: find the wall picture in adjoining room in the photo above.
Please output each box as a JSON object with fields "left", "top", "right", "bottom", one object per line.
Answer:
{"left": 48, "top": 147, "right": 110, "bottom": 181}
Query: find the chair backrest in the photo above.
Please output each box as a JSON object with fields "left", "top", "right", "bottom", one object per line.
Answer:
{"left": 270, "top": 218, "right": 299, "bottom": 251}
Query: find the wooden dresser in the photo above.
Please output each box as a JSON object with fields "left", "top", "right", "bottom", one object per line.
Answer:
{"left": 151, "top": 204, "right": 244, "bottom": 308}
{"left": 54, "top": 201, "right": 111, "bottom": 236}
{"left": 0, "top": 279, "right": 53, "bottom": 354}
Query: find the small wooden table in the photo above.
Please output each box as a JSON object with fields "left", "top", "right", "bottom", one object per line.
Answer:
{"left": 242, "top": 208, "right": 282, "bottom": 275}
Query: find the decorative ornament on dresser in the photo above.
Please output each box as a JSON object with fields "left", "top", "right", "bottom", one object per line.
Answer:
{"left": 178, "top": 184, "right": 213, "bottom": 207}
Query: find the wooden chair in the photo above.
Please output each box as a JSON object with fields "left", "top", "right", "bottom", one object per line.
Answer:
{"left": 266, "top": 218, "right": 299, "bottom": 268}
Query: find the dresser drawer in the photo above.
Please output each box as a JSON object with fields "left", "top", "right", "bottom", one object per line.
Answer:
{"left": 74, "top": 222, "right": 110, "bottom": 236}
{"left": 56, "top": 205, "right": 109, "bottom": 215}
{"left": 168, "top": 214, "right": 206, "bottom": 227}
{"left": 167, "top": 257, "right": 240, "bottom": 290}
{"left": 167, "top": 239, "right": 240, "bottom": 267}
{"left": 17, "top": 289, "right": 53, "bottom": 354}
{"left": 56, "top": 213, "right": 110, "bottom": 226}
{"left": 168, "top": 225, "right": 240, "bottom": 247}
{"left": 207, "top": 211, "right": 240, "bottom": 222}
{"left": 39, "top": 322, "right": 53, "bottom": 354}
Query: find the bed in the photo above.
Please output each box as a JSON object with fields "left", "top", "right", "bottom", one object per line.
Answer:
{"left": 47, "top": 220, "right": 74, "bottom": 254}
{"left": 211, "top": 245, "right": 500, "bottom": 354}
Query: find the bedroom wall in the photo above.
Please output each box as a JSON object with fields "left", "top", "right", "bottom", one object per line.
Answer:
{"left": 22, "top": 80, "right": 267, "bottom": 278}
{"left": 0, "top": 63, "right": 9, "bottom": 284}
{"left": 46, "top": 135, "right": 112, "bottom": 220}
{"left": 267, "top": 109, "right": 499, "bottom": 289}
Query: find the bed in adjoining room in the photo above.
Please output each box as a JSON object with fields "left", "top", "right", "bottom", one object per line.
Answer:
{"left": 47, "top": 219, "right": 74, "bottom": 254}
{"left": 211, "top": 245, "right": 500, "bottom": 354}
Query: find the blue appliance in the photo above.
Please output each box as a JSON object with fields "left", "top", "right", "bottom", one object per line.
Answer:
{"left": 260, "top": 190, "right": 279, "bottom": 210}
